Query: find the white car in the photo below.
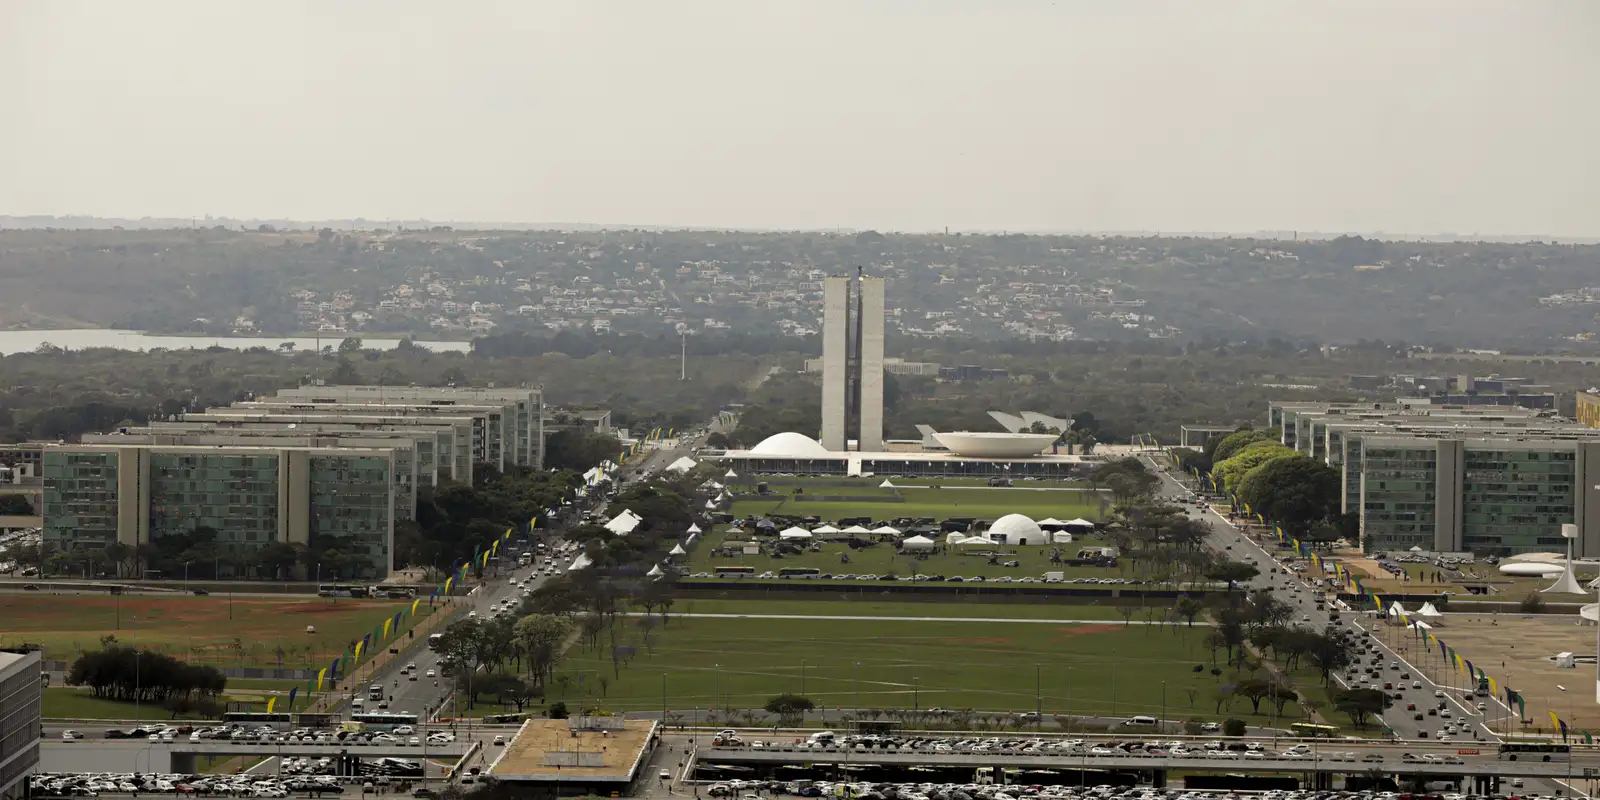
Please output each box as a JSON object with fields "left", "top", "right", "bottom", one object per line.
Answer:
{"left": 493, "top": 735, "right": 507, "bottom": 746}
{"left": 61, "top": 730, "right": 82, "bottom": 741}
{"left": 425, "top": 669, "right": 436, "bottom": 678}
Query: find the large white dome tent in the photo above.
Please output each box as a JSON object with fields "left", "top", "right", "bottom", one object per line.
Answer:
{"left": 986, "top": 513, "right": 1047, "bottom": 545}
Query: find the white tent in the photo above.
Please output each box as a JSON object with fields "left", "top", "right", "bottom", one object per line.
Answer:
{"left": 715, "top": 492, "right": 730, "bottom": 502}
{"left": 1063, "top": 518, "right": 1096, "bottom": 530}
{"left": 812, "top": 524, "right": 840, "bottom": 534}
{"left": 779, "top": 527, "right": 813, "bottom": 540}
{"left": 945, "top": 532, "right": 968, "bottom": 545}
{"left": 841, "top": 525, "right": 872, "bottom": 534}
{"left": 665, "top": 456, "right": 698, "bottom": 474}
{"left": 1051, "top": 531, "right": 1074, "bottom": 544}
{"left": 725, "top": 469, "right": 738, "bottom": 478}
{"left": 647, "top": 564, "right": 665, "bottom": 578}
{"left": 1036, "top": 517, "right": 1066, "bottom": 528}
{"left": 872, "top": 525, "right": 901, "bottom": 535}
{"left": 669, "top": 543, "right": 687, "bottom": 556}
{"left": 1385, "top": 602, "right": 1410, "bottom": 617}
{"left": 878, "top": 479, "right": 896, "bottom": 488}
{"left": 704, "top": 499, "right": 718, "bottom": 509}
{"left": 953, "top": 535, "right": 998, "bottom": 547}
{"left": 1416, "top": 602, "right": 1444, "bottom": 618}
{"left": 900, "top": 535, "right": 936, "bottom": 552}
{"left": 567, "top": 553, "right": 594, "bottom": 572}
{"left": 605, "top": 510, "right": 642, "bottom": 536}
{"left": 687, "top": 523, "right": 702, "bottom": 534}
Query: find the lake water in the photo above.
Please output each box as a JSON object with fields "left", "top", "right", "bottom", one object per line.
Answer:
{"left": 0, "top": 329, "right": 471, "bottom": 356}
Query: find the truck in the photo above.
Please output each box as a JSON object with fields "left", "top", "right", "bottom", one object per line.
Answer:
{"left": 1044, "top": 571, "right": 1065, "bottom": 582}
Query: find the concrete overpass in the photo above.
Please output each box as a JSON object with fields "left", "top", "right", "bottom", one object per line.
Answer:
{"left": 697, "top": 743, "right": 1599, "bottom": 793}
{"left": 164, "top": 740, "right": 472, "bottom": 773}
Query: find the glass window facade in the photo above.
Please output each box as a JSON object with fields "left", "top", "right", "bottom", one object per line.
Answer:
{"left": 1461, "top": 448, "right": 1576, "bottom": 554}
{"left": 41, "top": 450, "right": 118, "bottom": 551}
{"left": 309, "top": 454, "right": 392, "bottom": 579}
{"left": 147, "top": 452, "right": 281, "bottom": 557}
{"left": 1360, "top": 444, "right": 1438, "bottom": 553}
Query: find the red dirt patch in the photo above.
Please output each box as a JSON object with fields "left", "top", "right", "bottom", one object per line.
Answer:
{"left": 1050, "top": 625, "right": 1116, "bottom": 641}
{"left": 276, "top": 602, "right": 364, "bottom": 615}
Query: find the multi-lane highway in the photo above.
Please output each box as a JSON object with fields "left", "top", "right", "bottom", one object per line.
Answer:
{"left": 1146, "top": 457, "right": 1582, "bottom": 793}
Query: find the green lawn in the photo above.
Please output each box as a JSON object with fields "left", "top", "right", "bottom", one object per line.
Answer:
{"left": 688, "top": 529, "right": 1159, "bottom": 583}
{"left": 730, "top": 484, "right": 1104, "bottom": 523}
{"left": 543, "top": 614, "right": 1297, "bottom": 723}
{"left": 0, "top": 594, "right": 436, "bottom": 670}
{"left": 44, "top": 688, "right": 213, "bottom": 721}
{"left": 888, "top": 478, "right": 1090, "bottom": 489}
{"left": 43, "top": 685, "right": 331, "bottom": 720}
{"left": 668, "top": 599, "right": 1137, "bottom": 620}
{"left": 737, "top": 476, "right": 1092, "bottom": 490}
{"left": 223, "top": 678, "right": 308, "bottom": 691}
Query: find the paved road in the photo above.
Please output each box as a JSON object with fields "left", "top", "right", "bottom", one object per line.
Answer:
{"left": 622, "top": 612, "right": 1214, "bottom": 626}
{"left": 370, "top": 427, "right": 705, "bottom": 721}
{"left": 1145, "top": 458, "right": 1580, "bottom": 796}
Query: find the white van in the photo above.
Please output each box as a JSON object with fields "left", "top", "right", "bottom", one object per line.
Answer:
{"left": 807, "top": 731, "right": 836, "bottom": 745}
{"left": 1125, "top": 715, "right": 1158, "bottom": 726}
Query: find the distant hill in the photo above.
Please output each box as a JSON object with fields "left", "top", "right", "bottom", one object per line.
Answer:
{"left": 0, "top": 226, "right": 1596, "bottom": 351}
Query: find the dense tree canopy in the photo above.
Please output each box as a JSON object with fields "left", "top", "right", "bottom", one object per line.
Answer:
{"left": 1234, "top": 454, "right": 1342, "bottom": 536}
{"left": 1209, "top": 429, "right": 1273, "bottom": 464}
{"left": 1213, "top": 440, "right": 1296, "bottom": 490}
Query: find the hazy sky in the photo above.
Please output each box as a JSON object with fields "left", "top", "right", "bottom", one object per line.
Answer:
{"left": 4, "top": 0, "right": 1597, "bottom": 235}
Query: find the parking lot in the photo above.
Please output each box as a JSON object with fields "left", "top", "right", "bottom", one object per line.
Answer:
{"left": 705, "top": 731, "right": 1452, "bottom": 765}
{"left": 697, "top": 778, "right": 1552, "bottom": 800}
{"left": 28, "top": 760, "right": 427, "bottom": 799}
{"left": 60, "top": 723, "right": 459, "bottom": 750}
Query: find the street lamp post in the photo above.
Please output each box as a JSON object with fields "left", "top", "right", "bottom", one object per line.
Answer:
{"left": 1067, "top": 669, "right": 1075, "bottom": 734}
{"left": 1035, "top": 663, "right": 1043, "bottom": 730}
{"left": 854, "top": 661, "right": 861, "bottom": 715}
{"left": 913, "top": 676, "right": 920, "bottom": 713}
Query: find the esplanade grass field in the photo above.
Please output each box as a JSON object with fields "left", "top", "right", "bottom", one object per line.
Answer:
{"left": 541, "top": 612, "right": 1310, "bottom": 726}
{"left": 0, "top": 593, "right": 436, "bottom": 668}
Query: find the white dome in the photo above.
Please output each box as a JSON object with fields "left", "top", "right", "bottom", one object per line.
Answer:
{"left": 988, "top": 513, "right": 1046, "bottom": 545}
{"left": 749, "top": 431, "right": 832, "bottom": 458}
